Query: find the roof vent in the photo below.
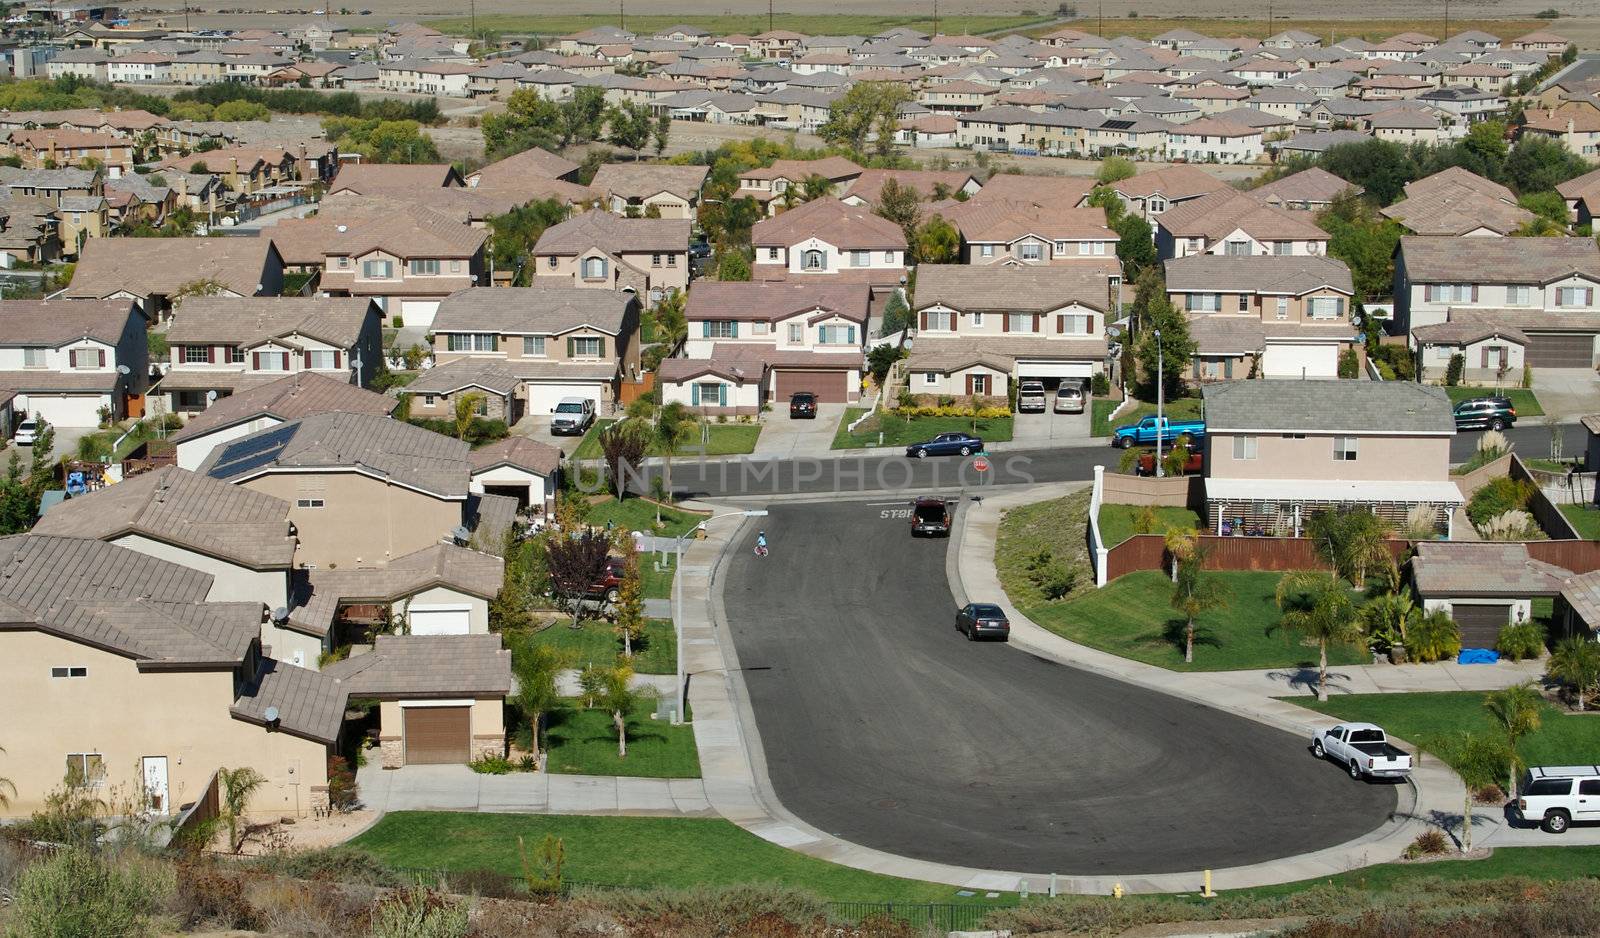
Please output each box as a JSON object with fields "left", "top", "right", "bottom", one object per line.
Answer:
{"left": 336, "top": 224, "right": 347, "bottom": 232}
{"left": 263, "top": 705, "right": 280, "bottom": 724}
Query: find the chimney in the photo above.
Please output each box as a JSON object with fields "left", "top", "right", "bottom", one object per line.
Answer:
{"left": 177, "top": 173, "right": 187, "bottom": 201}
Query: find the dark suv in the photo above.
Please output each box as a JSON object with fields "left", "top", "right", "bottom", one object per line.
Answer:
{"left": 586, "top": 557, "right": 627, "bottom": 602}
{"left": 910, "top": 496, "right": 952, "bottom": 537}
{"left": 789, "top": 391, "right": 818, "bottom": 419}
{"left": 1453, "top": 396, "right": 1516, "bottom": 431}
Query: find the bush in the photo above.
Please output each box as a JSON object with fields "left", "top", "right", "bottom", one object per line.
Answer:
{"left": 1467, "top": 477, "right": 1536, "bottom": 527}
{"left": 1375, "top": 360, "right": 1396, "bottom": 380}
{"left": 275, "top": 847, "right": 398, "bottom": 887}
{"left": 172, "top": 862, "right": 260, "bottom": 931}
{"left": 1445, "top": 353, "right": 1464, "bottom": 386}
{"left": 1408, "top": 612, "right": 1462, "bottom": 663}
{"left": 1403, "top": 828, "right": 1451, "bottom": 858}
{"left": 469, "top": 754, "right": 513, "bottom": 774}
{"left": 1523, "top": 364, "right": 1534, "bottom": 389}
{"left": 1026, "top": 548, "right": 1077, "bottom": 600}
{"left": 1478, "top": 509, "right": 1547, "bottom": 541}
{"left": 8, "top": 847, "right": 175, "bottom": 938}
{"left": 327, "top": 755, "right": 359, "bottom": 812}
{"left": 1090, "top": 373, "right": 1110, "bottom": 396}
{"left": 1337, "top": 348, "right": 1358, "bottom": 379}
{"left": 1497, "top": 620, "right": 1546, "bottom": 660}
{"left": 369, "top": 886, "right": 470, "bottom": 938}
{"left": 391, "top": 315, "right": 405, "bottom": 328}
{"left": 407, "top": 416, "right": 509, "bottom": 446}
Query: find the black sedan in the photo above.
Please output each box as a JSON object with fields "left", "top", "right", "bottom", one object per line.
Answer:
{"left": 956, "top": 603, "right": 1010, "bottom": 641}
{"left": 789, "top": 391, "right": 818, "bottom": 419}
{"left": 905, "top": 432, "right": 983, "bottom": 458}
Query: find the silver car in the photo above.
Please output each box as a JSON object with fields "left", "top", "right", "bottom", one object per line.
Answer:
{"left": 1054, "top": 385, "right": 1085, "bottom": 414}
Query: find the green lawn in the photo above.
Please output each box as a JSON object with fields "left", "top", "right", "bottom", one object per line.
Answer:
{"left": 581, "top": 495, "right": 705, "bottom": 538}
{"left": 1560, "top": 504, "right": 1600, "bottom": 540}
{"left": 1025, "top": 570, "right": 1371, "bottom": 672}
{"left": 640, "top": 551, "right": 675, "bottom": 600}
{"left": 572, "top": 419, "right": 760, "bottom": 459}
{"left": 349, "top": 811, "right": 1010, "bottom": 903}
{"left": 833, "top": 410, "right": 1013, "bottom": 450}
{"left": 1444, "top": 386, "right": 1544, "bottom": 417}
{"left": 1229, "top": 846, "right": 1600, "bottom": 900}
{"left": 995, "top": 490, "right": 1094, "bottom": 610}
{"left": 1091, "top": 397, "right": 1204, "bottom": 438}
{"left": 1289, "top": 692, "right": 1600, "bottom": 771}
{"left": 419, "top": 13, "right": 1049, "bottom": 37}
{"left": 525, "top": 618, "right": 675, "bottom": 674}
{"left": 1097, "top": 504, "right": 1202, "bottom": 548}
{"left": 543, "top": 698, "right": 699, "bottom": 779}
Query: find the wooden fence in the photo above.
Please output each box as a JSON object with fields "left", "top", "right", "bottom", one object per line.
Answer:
{"left": 1098, "top": 471, "right": 1203, "bottom": 509}
{"left": 1106, "top": 534, "right": 1412, "bottom": 582}
{"left": 169, "top": 768, "right": 221, "bottom": 849}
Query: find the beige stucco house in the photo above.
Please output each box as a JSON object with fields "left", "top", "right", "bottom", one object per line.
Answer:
{"left": 531, "top": 211, "right": 691, "bottom": 296}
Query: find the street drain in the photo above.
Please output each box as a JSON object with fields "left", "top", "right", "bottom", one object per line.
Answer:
{"left": 874, "top": 799, "right": 900, "bottom": 809}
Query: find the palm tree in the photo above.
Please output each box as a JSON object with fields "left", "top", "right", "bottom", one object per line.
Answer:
{"left": 1274, "top": 570, "right": 1362, "bottom": 701}
{"left": 1359, "top": 592, "right": 1419, "bottom": 652}
{"left": 219, "top": 766, "right": 267, "bottom": 853}
{"left": 1483, "top": 682, "right": 1544, "bottom": 796}
{"left": 1429, "top": 731, "right": 1513, "bottom": 853}
{"left": 653, "top": 401, "right": 693, "bottom": 522}
{"left": 453, "top": 391, "right": 487, "bottom": 441}
{"left": 0, "top": 745, "right": 13, "bottom": 810}
{"left": 1171, "top": 553, "right": 1229, "bottom": 664}
{"left": 1549, "top": 636, "right": 1600, "bottom": 712}
{"left": 1162, "top": 525, "right": 1198, "bottom": 583}
{"left": 1306, "top": 509, "right": 1392, "bottom": 590}
{"left": 594, "top": 663, "right": 649, "bottom": 758}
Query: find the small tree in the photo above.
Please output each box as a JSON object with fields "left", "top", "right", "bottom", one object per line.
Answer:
{"left": 1274, "top": 570, "right": 1362, "bottom": 701}
{"left": 1171, "top": 552, "right": 1230, "bottom": 664}
{"left": 1096, "top": 155, "right": 1136, "bottom": 184}
{"left": 652, "top": 113, "right": 672, "bottom": 158}
{"left": 219, "top": 766, "right": 266, "bottom": 853}
{"left": 1445, "top": 353, "right": 1465, "bottom": 386}
{"left": 452, "top": 391, "right": 486, "bottom": 441}
{"left": 717, "top": 250, "right": 751, "bottom": 281}
{"left": 1306, "top": 508, "right": 1392, "bottom": 590}
{"left": 1337, "top": 348, "right": 1359, "bottom": 379}
{"left": 613, "top": 545, "right": 646, "bottom": 658}
{"left": 1550, "top": 636, "right": 1600, "bottom": 711}
{"left": 594, "top": 662, "right": 648, "bottom": 758}
{"left": 1162, "top": 525, "right": 1197, "bottom": 582}
{"left": 1359, "top": 591, "right": 1419, "bottom": 652}
{"left": 1429, "top": 731, "right": 1513, "bottom": 853}
{"left": 509, "top": 634, "right": 569, "bottom": 760}
{"left": 914, "top": 214, "right": 960, "bottom": 264}
{"left": 653, "top": 401, "right": 693, "bottom": 517}
{"left": 598, "top": 419, "right": 649, "bottom": 501}
{"left": 1483, "top": 682, "right": 1543, "bottom": 796}
{"left": 545, "top": 529, "right": 611, "bottom": 628}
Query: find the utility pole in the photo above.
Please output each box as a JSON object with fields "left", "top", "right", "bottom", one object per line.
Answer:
{"left": 769, "top": 0, "right": 774, "bottom": 34}
{"left": 1443, "top": 0, "right": 1450, "bottom": 42}
{"left": 619, "top": 0, "right": 625, "bottom": 31}
{"left": 1098, "top": 0, "right": 1103, "bottom": 38}
{"left": 933, "top": 0, "right": 939, "bottom": 38}
{"left": 469, "top": 0, "right": 476, "bottom": 41}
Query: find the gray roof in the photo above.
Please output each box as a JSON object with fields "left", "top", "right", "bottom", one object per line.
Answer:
{"left": 533, "top": 210, "right": 691, "bottom": 256}
{"left": 321, "top": 633, "right": 511, "bottom": 698}
{"left": 197, "top": 411, "right": 471, "bottom": 499}
{"left": 432, "top": 286, "right": 634, "bottom": 335}
{"left": 0, "top": 298, "right": 135, "bottom": 346}
{"left": 1201, "top": 380, "right": 1455, "bottom": 435}
{"left": 230, "top": 657, "right": 347, "bottom": 743}
{"left": 4, "top": 167, "right": 99, "bottom": 189}
{"left": 33, "top": 466, "right": 296, "bottom": 569}
{"left": 166, "top": 296, "right": 377, "bottom": 349}
{"left": 1413, "top": 541, "right": 1570, "bottom": 598}
{"left": 1163, "top": 255, "right": 1353, "bottom": 295}
{"left": 1398, "top": 236, "right": 1600, "bottom": 284}
{"left": 287, "top": 543, "right": 503, "bottom": 637}
{"left": 406, "top": 357, "right": 523, "bottom": 396}
{"left": 169, "top": 372, "right": 397, "bottom": 444}
{"left": 913, "top": 264, "right": 1112, "bottom": 314}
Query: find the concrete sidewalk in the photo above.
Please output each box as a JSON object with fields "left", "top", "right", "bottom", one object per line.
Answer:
{"left": 357, "top": 763, "right": 714, "bottom": 817}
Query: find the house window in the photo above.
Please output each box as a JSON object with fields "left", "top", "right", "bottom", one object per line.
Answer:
{"left": 1058, "top": 314, "right": 1091, "bottom": 335}
{"left": 667, "top": 254, "right": 677, "bottom": 267}
{"left": 362, "top": 259, "right": 393, "bottom": 278}
{"left": 23, "top": 347, "right": 48, "bottom": 367}
{"left": 523, "top": 336, "right": 546, "bottom": 356}
{"left": 582, "top": 257, "right": 608, "bottom": 279}
{"left": 451, "top": 260, "right": 462, "bottom": 273}
{"left": 1089, "top": 241, "right": 1107, "bottom": 255}
{"left": 295, "top": 498, "right": 325, "bottom": 508}
{"left": 1232, "top": 435, "right": 1258, "bottom": 460}
{"left": 69, "top": 348, "right": 100, "bottom": 369}
{"left": 971, "top": 311, "right": 985, "bottom": 328}
{"left": 447, "top": 333, "right": 497, "bottom": 352}
{"left": 851, "top": 250, "right": 869, "bottom": 267}
{"left": 1272, "top": 241, "right": 1292, "bottom": 255}
{"left": 980, "top": 244, "right": 995, "bottom": 257}
{"left": 422, "top": 394, "right": 435, "bottom": 406}
{"left": 883, "top": 251, "right": 894, "bottom": 263}
{"left": 818, "top": 324, "right": 857, "bottom": 344}
{"left": 65, "top": 753, "right": 105, "bottom": 786}
{"left": 1274, "top": 297, "right": 1289, "bottom": 320}
{"left": 787, "top": 323, "right": 803, "bottom": 343}
{"left": 1223, "top": 240, "right": 1250, "bottom": 256}
{"left": 50, "top": 666, "right": 87, "bottom": 678}
{"left": 767, "top": 247, "right": 779, "bottom": 260}
{"left": 924, "top": 310, "right": 953, "bottom": 331}
{"left": 752, "top": 321, "right": 770, "bottom": 335}
{"left": 1186, "top": 294, "right": 1221, "bottom": 312}
{"left": 1506, "top": 285, "right": 1531, "bottom": 305}
{"left": 1237, "top": 294, "right": 1250, "bottom": 312}
{"left": 802, "top": 249, "right": 826, "bottom": 270}
{"left": 183, "top": 346, "right": 210, "bottom": 364}
{"left": 307, "top": 350, "right": 337, "bottom": 369}
{"left": 923, "top": 371, "right": 938, "bottom": 385}
{"left": 1334, "top": 436, "right": 1359, "bottom": 461}
{"left": 409, "top": 258, "right": 440, "bottom": 275}
{"left": 231, "top": 347, "right": 246, "bottom": 363}
{"left": 1307, "top": 296, "right": 1346, "bottom": 319}
{"left": 1007, "top": 313, "right": 1033, "bottom": 332}
{"left": 257, "top": 352, "right": 288, "bottom": 371}
{"left": 692, "top": 382, "right": 727, "bottom": 407}
{"left": 1148, "top": 196, "right": 1167, "bottom": 213}
{"left": 1020, "top": 243, "right": 1042, "bottom": 260}
{"left": 547, "top": 256, "right": 558, "bottom": 268}
{"left": 651, "top": 253, "right": 662, "bottom": 267}
{"left": 571, "top": 336, "right": 603, "bottom": 358}
{"left": 1555, "top": 286, "right": 1593, "bottom": 307}
{"left": 1426, "top": 283, "right": 1474, "bottom": 303}
{"left": 705, "top": 321, "right": 738, "bottom": 339}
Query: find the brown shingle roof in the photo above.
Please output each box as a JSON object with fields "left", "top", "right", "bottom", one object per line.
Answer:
{"left": 432, "top": 286, "right": 634, "bottom": 335}
{"left": 1398, "top": 236, "right": 1600, "bottom": 284}
{"left": 405, "top": 357, "right": 523, "bottom": 396}
{"left": 1110, "top": 164, "right": 1230, "bottom": 201}
{"left": 1404, "top": 166, "right": 1515, "bottom": 204}
{"left": 1413, "top": 542, "right": 1570, "bottom": 597}
{"left": 470, "top": 146, "right": 580, "bottom": 185}
{"left": 286, "top": 543, "right": 503, "bottom": 637}
{"left": 169, "top": 372, "right": 397, "bottom": 444}
{"left": 468, "top": 436, "right": 561, "bottom": 477}
{"left": 685, "top": 280, "right": 870, "bottom": 324}
{"left": 589, "top": 162, "right": 708, "bottom": 201}
{"left": 0, "top": 298, "right": 136, "bottom": 346}
{"left": 751, "top": 197, "right": 907, "bottom": 251}
{"left": 166, "top": 296, "right": 376, "bottom": 349}
{"left": 913, "top": 264, "right": 1113, "bottom": 313}
{"left": 320, "top": 633, "right": 511, "bottom": 697}
{"left": 1381, "top": 183, "right": 1536, "bottom": 236}
{"left": 1164, "top": 254, "right": 1353, "bottom": 295}
{"left": 533, "top": 210, "right": 691, "bottom": 255}
{"left": 905, "top": 335, "right": 1109, "bottom": 373}
{"left": 1155, "top": 189, "right": 1327, "bottom": 243}
{"left": 328, "top": 162, "right": 461, "bottom": 194}
{"left": 64, "top": 237, "right": 280, "bottom": 301}
{"left": 1249, "top": 168, "right": 1360, "bottom": 207}
{"left": 840, "top": 169, "right": 980, "bottom": 206}
{"left": 230, "top": 658, "right": 346, "bottom": 744}
{"left": 967, "top": 172, "right": 1095, "bottom": 208}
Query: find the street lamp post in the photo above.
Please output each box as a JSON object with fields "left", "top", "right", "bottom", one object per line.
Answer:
{"left": 674, "top": 509, "right": 767, "bottom": 722}
{"left": 1153, "top": 328, "right": 1164, "bottom": 478}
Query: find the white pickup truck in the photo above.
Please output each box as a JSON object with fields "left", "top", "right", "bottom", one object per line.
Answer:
{"left": 1312, "top": 723, "right": 1413, "bottom": 780}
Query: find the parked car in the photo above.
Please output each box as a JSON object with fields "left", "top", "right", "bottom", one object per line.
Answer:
{"left": 1136, "top": 448, "right": 1203, "bottom": 476}
{"left": 1515, "top": 765, "right": 1600, "bottom": 833}
{"left": 1453, "top": 396, "right": 1516, "bottom": 432}
{"left": 955, "top": 602, "right": 1010, "bottom": 641}
{"left": 1312, "top": 723, "right": 1413, "bottom": 780}
{"left": 1112, "top": 415, "right": 1206, "bottom": 449}
{"left": 905, "top": 432, "right": 983, "bottom": 458}
{"left": 586, "top": 556, "right": 627, "bottom": 602}
{"left": 550, "top": 397, "right": 596, "bottom": 435}
{"left": 910, "top": 496, "right": 953, "bottom": 537}
{"left": 12, "top": 420, "right": 37, "bottom": 446}
{"left": 1054, "top": 385, "right": 1085, "bottom": 414}
{"left": 1017, "top": 380, "right": 1047, "bottom": 413}
{"left": 688, "top": 239, "right": 713, "bottom": 259}
{"left": 789, "top": 391, "right": 817, "bottom": 419}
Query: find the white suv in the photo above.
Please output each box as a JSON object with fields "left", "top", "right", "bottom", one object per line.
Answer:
{"left": 1515, "top": 765, "right": 1600, "bottom": 833}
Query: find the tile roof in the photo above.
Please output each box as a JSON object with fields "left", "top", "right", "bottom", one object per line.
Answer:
{"left": 751, "top": 197, "right": 907, "bottom": 251}
{"left": 64, "top": 237, "right": 279, "bottom": 301}
{"left": 905, "top": 335, "right": 1109, "bottom": 373}
{"left": 432, "top": 286, "right": 634, "bottom": 335}
{"left": 469, "top": 146, "right": 580, "bottom": 184}
{"left": 1398, "top": 236, "right": 1600, "bottom": 284}
{"left": 0, "top": 298, "right": 135, "bottom": 346}
{"left": 320, "top": 633, "right": 511, "bottom": 697}
{"left": 329, "top": 162, "right": 461, "bottom": 194}
{"left": 1188, "top": 316, "right": 1267, "bottom": 354}
{"left": 166, "top": 296, "right": 376, "bottom": 349}
{"left": 1164, "top": 254, "right": 1353, "bottom": 295}
{"left": 1381, "top": 183, "right": 1535, "bottom": 236}
{"left": 1155, "top": 189, "right": 1328, "bottom": 243}
{"left": 913, "top": 264, "right": 1113, "bottom": 313}
{"left": 1201, "top": 379, "right": 1455, "bottom": 434}
{"left": 741, "top": 155, "right": 863, "bottom": 182}
{"left": 405, "top": 357, "right": 523, "bottom": 396}
{"left": 1404, "top": 166, "right": 1515, "bottom": 203}
{"left": 1249, "top": 167, "right": 1361, "bottom": 207}
{"left": 468, "top": 436, "right": 562, "bottom": 477}
{"left": 230, "top": 657, "right": 346, "bottom": 744}
{"left": 939, "top": 199, "right": 1115, "bottom": 243}
{"left": 686, "top": 280, "right": 870, "bottom": 324}
{"left": 266, "top": 204, "right": 488, "bottom": 264}
{"left": 168, "top": 372, "right": 397, "bottom": 444}
{"left": 533, "top": 210, "right": 691, "bottom": 255}
{"left": 1413, "top": 541, "right": 1570, "bottom": 597}
{"left": 588, "top": 162, "right": 709, "bottom": 201}
{"left": 839, "top": 169, "right": 979, "bottom": 206}
{"left": 1110, "top": 164, "right": 1230, "bottom": 200}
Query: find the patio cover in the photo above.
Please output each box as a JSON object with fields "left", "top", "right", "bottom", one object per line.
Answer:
{"left": 1204, "top": 478, "right": 1464, "bottom": 505}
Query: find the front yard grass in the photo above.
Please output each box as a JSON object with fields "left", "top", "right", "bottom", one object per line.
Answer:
{"left": 581, "top": 495, "right": 704, "bottom": 539}
{"left": 1289, "top": 692, "right": 1600, "bottom": 771}
{"left": 1027, "top": 570, "right": 1370, "bottom": 672}
{"left": 1445, "top": 386, "right": 1544, "bottom": 417}
{"left": 1097, "top": 504, "right": 1202, "bottom": 548}
{"left": 349, "top": 811, "right": 1008, "bottom": 903}
{"left": 1090, "top": 396, "right": 1204, "bottom": 437}
{"left": 639, "top": 551, "right": 675, "bottom": 600}
{"left": 572, "top": 418, "right": 761, "bottom": 458}
{"left": 995, "top": 489, "right": 1094, "bottom": 609}
{"left": 525, "top": 618, "right": 675, "bottom": 674}
{"left": 542, "top": 697, "right": 699, "bottom": 779}
{"left": 1559, "top": 504, "right": 1600, "bottom": 540}
{"left": 833, "top": 410, "right": 1013, "bottom": 449}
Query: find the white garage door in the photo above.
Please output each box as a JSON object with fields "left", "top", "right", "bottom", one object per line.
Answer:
{"left": 1263, "top": 344, "right": 1338, "bottom": 379}
{"left": 525, "top": 382, "right": 604, "bottom": 416}
{"left": 17, "top": 393, "right": 107, "bottom": 428}
{"left": 399, "top": 300, "right": 440, "bottom": 331}
{"left": 408, "top": 605, "right": 472, "bottom": 635}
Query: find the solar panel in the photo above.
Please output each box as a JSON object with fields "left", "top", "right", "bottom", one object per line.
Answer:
{"left": 207, "top": 423, "right": 299, "bottom": 480}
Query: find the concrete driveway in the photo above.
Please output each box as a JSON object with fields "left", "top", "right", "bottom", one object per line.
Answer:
{"left": 1010, "top": 403, "right": 1090, "bottom": 446}
{"left": 751, "top": 404, "right": 846, "bottom": 458}
{"left": 1532, "top": 368, "right": 1600, "bottom": 420}
{"left": 514, "top": 415, "right": 589, "bottom": 457}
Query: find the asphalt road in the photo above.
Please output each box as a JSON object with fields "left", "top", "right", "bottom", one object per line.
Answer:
{"left": 720, "top": 500, "right": 1398, "bottom": 874}
{"left": 661, "top": 422, "right": 1579, "bottom": 499}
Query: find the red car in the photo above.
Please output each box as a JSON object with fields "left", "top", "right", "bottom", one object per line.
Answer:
{"left": 587, "top": 557, "right": 627, "bottom": 602}
{"left": 1136, "top": 449, "right": 1203, "bottom": 477}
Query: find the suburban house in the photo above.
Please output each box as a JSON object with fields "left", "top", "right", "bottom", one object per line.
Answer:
{"left": 159, "top": 297, "right": 384, "bottom": 415}
{"left": 1392, "top": 236, "right": 1600, "bottom": 368}
{"left": 1200, "top": 380, "right": 1463, "bottom": 536}
{"left": 63, "top": 236, "right": 286, "bottom": 320}
{"left": 1521, "top": 107, "right": 1600, "bottom": 161}
{"left": 1411, "top": 542, "right": 1572, "bottom": 650}
{"left": 0, "top": 298, "right": 147, "bottom": 429}
{"left": 170, "top": 371, "right": 397, "bottom": 472}
{"left": 531, "top": 210, "right": 691, "bottom": 297}
{"left": 1248, "top": 168, "right": 1360, "bottom": 212}
{"left": 1155, "top": 188, "right": 1330, "bottom": 260}
{"left": 328, "top": 162, "right": 464, "bottom": 195}
{"left": 426, "top": 286, "right": 641, "bottom": 418}
{"left": 837, "top": 169, "right": 983, "bottom": 207}
{"left": 735, "top": 155, "right": 863, "bottom": 214}
{"left": 906, "top": 264, "right": 1111, "bottom": 398}
{"left": 467, "top": 436, "right": 562, "bottom": 514}
{"left": 2, "top": 128, "right": 135, "bottom": 175}
{"left": 1164, "top": 117, "right": 1265, "bottom": 163}
{"left": 1380, "top": 167, "right": 1536, "bottom": 236}
{"left": 588, "top": 163, "right": 709, "bottom": 219}
{"left": 1412, "top": 314, "right": 1533, "bottom": 382}
{"left": 1165, "top": 255, "right": 1358, "bottom": 380}
{"left": 750, "top": 197, "right": 908, "bottom": 311}
{"left": 941, "top": 200, "right": 1122, "bottom": 271}
{"left": 466, "top": 147, "right": 581, "bottom": 187}
{"left": 660, "top": 280, "right": 869, "bottom": 412}
{"left": 1557, "top": 167, "right": 1600, "bottom": 227}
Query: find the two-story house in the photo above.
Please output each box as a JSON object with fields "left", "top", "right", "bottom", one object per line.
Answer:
{"left": 423, "top": 286, "right": 639, "bottom": 419}
{"left": 906, "top": 264, "right": 1111, "bottom": 398}
{"left": 1155, "top": 188, "right": 1330, "bottom": 260}
{"left": 1200, "top": 380, "right": 1462, "bottom": 537}
{"left": 1248, "top": 168, "right": 1361, "bottom": 212}
{"left": 63, "top": 236, "right": 286, "bottom": 321}
{"left": 1096, "top": 164, "right": 1232, "bottom": 223}
{"left": 735, "top": 156, "right": 863, "bottom": 215}
{"left": 1379, "top": 166, "right": 1533, "bottom": 236}
{"left": 588, "top": 163, "right": 709, "bottom": 220}
{"left": 531, "top": 211, "right": 691, "bottom": 297}
{"left": 659, "top": 281, "right": 869, "bottom": 412}
{"left": 1395, "top": 236, "right": 1600, "bottom": 371}
{"left": 751, "top": 197, "right": 907, "bottom": 313}
{"left": 941, "top": 200, "right": 1122, "bottom": 272}
{"left": 1165, "top": 255, "right": 1358, "bottom": 380}
{"left": 0, "top": 298, "right": 147, "bottom": 430}
{"left": 170, "top": 371, "right": 396, "bottom": 472}
{"left": 1164, "top": 117, "right": 1265, "bottom": 164}
{"left": 3, "top": 128, "right": 135, "bottom": 176}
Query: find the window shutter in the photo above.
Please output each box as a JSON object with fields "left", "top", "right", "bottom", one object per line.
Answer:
{"left": 1470, "top": 285, "right": 1479, "bottom": 302}
{"left": 252, "top": 352, "right": 261, "bottom": 370}
{"left": 567, "top": 337, "right": 576, "bottom": 357}
{"left": 1057, "top": 315, "right": 1065, "bottom": 334}
{"left": 97, "top": 349, "right": 105, "bottom": 367}
{"left": 702, "top": 321, "right": 711, "bottom": 338}
{"left": 334, "top": 350, "right": 342, "bottom": 370}
{"left": 729, "top": 322, "right": 738, "bottom": 338}
{"left": 1002, "top": 315, "right": 1010, "bottom": 333}
{"left": 1588, "top": 288, "right": 1595, "bottom": 306}
{"left": 691, "top": 383, "right": 701, "bottom": 405}
{"left": 1033, "top": 313, "right": 1041, "bottom": 332}
{"left": 207, "top": 346, "right": 216, "bottom": 364}
{"left": 919, "top": 310, "right": 928, "bottom": 330}
{"left": 719, "top": 384, "right": 728, "bottom": 406}
{"left": 848, "top": 326, "right": 856, "bottom": 345}
{"left": 1480, "top": 347, "right": 1489, "bottom": 369}
{"left": 304, "top": 351, "right": 313, "bottom": 369}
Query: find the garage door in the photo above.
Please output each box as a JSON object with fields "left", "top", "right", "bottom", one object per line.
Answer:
{"left": 399, "top": 299, "right": 440, "bottom": 331}
{"left": 402, "top": 706, "right": 470, "bottom": 764}
{"left": 15, "top": 393, "right": 108, "bottom": 428}
{"left": 1263, "top": 344, "right": 1338, "bottom": 379}
{"left": 1452, "top": 603, "right": 1511, "bottom": 650}
{"left": 525, "top": 382, "right": 604, "bottom": 416}
{"left": 407, "top": 605, "right": 471, "bottom": 635}
{"left": 1525, "top": 333, "right": 1596, "bottom": 368}
{"left": 774, "top": 369, "right": 849, "bottom": 403}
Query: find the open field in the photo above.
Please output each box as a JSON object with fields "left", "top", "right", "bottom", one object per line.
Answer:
{"left": 423, "top": 14, "right": 1056, "bottom": 37}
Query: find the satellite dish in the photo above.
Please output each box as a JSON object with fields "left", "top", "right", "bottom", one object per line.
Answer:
{"left": 116, "top": 364, "right": 130, "bottom": 375}
{"left": 271, "top": 606, "right": 289, "bottom": 623}
{"left": 451, "top": 525, "right": 471, "bottom": 544}
{"left": 205, "top": 390, "right": 218, "bottom": 403}
{"left": 263, "top": 706, "right": 280, "bottom": 723}
{"left": 1105, "top": 325, "right": 1123, "bottom": 339}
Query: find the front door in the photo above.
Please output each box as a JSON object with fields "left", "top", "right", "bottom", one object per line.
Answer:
{"left": 141, "top": 756, "right": 170, "bottom": 814}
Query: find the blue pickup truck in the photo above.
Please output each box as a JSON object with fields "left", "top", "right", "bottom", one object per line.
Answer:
{"left": 1111, "top": 415, "right": 1206, "bottom": 449}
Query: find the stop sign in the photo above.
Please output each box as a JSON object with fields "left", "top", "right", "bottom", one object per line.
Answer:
{"left": 973, "top": 456, "right": 990, "bottom": 472}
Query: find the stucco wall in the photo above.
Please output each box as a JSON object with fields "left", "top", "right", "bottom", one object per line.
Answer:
{"left": 240, "top": 471, "right": 462, "bottom": 568}
{"left": 1208, "top": 431, "right": 1451, "bottom": 482}
{"left": 376, "top": 696, "right": 505, "bottom": 767}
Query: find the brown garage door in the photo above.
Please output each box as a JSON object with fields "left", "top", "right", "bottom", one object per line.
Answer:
{"left": 774, "top": 369, "right": 849, "bottom": 403}
{"left": 403, "top": 706, "right": 470, "bottom": 764}
{"left": 1452, "top": 603, "right": 1511, "bottom": 650}
{"left": 1525, "top": 333, "right": 1596, "bottom": 368}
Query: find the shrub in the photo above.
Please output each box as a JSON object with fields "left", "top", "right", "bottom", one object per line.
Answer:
{"left": 1403, "top": 828, "right": 1451, "bottom": 858}
{"left": 1496, "top": 620, "right": 1546, "bottom": 660}
{"left": 1026, "top": 548, "right": 1077, "bottom": 600}
{"left": 441, "top": 867, "right": 522, "bottom": 899}
{"left": 369, "top": 886, "right": 470, "bottom": 938}
{"left": 327, "top": 754, "right": 360, "bottom": 812}
{"left": 8, "top": 847, "right": 175, "bottom": 938}
{"left": 1375, "top": 360, "right": 1396, "bottom": 380}
{"left": 1090, "top": 373, "right": 1110, "bottom": 396}
{"left": 1445, "top": 353, "right": 1464, "bottom": 386}
{"left": 391, "top": 315, "right": 404, "bottom": 328}
{"left": 469, "top": 754, "right": 512, "bottom": 774}
{"left": 1337, "top": 348, "right": 1358, "bottom": 379}
{"left": 171, "top": 862, "right": 260, "bottom": 931}
{"left": 275, "top": 847, "right": 398, "bottom": 887}
{"left": 1467, "top": 476, "right": 1535, "bottom": 527}
{"left": 1523, "top": 363, "right": 1534, "bottom": 388}
{"left": 1478, "top": 509, "right": 1547, "bottom": 541}
{"left": 1408, "top": 611, "right": 1462, "bottom": 663}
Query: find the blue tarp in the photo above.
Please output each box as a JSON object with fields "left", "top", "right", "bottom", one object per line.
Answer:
{"left": 1459, "top": 648, "right": 1500, "bottom": 665}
